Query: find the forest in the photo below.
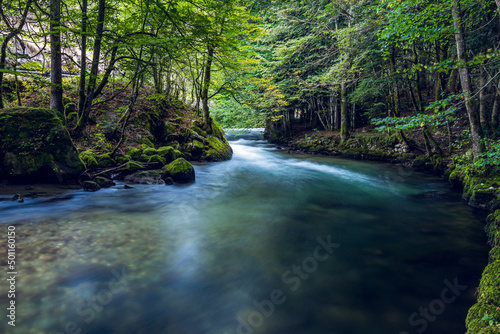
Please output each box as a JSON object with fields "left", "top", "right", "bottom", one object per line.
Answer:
{"left": 1, "top": 0, "right": 500, "bottom": 334}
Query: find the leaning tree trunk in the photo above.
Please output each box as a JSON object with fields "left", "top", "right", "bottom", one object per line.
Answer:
{"left": 451, "top": 0, "right": 484, "bottom": 159}
{"left": 50, "top": 0, "right": 64, "bottom": 114}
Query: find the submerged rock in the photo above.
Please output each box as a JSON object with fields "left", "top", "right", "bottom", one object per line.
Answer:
{"left": 124, "top": 170, "right": 164, "bottom": 185}
{"left": 0, "top": 107, "right": 85, "bottom": 183}
{"left": 161, "top": 158, "right": 195, "bottom": 184}
{"left": 94, "top": 176, "right": 115, "bottom": 188}
{"left": 83, "top": 181, "right": 101, "bottom": 192}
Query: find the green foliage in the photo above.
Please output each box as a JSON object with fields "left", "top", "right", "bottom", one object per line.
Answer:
{"left": 481, "top": 313, "right": 499, "bottom": 326}
{"left": 455, "top": 139, "right": 500, "bottom": 177}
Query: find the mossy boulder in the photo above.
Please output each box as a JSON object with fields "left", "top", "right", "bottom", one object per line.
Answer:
{"left": 0, "top": 107, "right": 85, "bottom": 183}
{"left": 148, "top": 154, "right": 166, "bottom": 165}
{"left": 83, "top": 181, "right": 101, "bottom": 192}
{"left": 161, "top": 158, "right": 195, "bottom": 184}
{"left": 157, "top": 146, "right": 183, "bottom": 163}
{"left": 96, "top": 153, "right": 116, "bottom": 168}
{"left": 143, "top": 147, "right": 158, "bottom": 156}
{"left": 126, "top": 147, "right": 142, "bottom": 160}
{"left": 125, "top": 161, "right": 146, "bottom": 173}
{"left": 94, "top": 176, "right": 115, "bottom": 188}
{"left": 80, "top": 150, "right": 98, "bottom": 169}
{"left": 202, "top": 121, "right": 233, "bottom": 162}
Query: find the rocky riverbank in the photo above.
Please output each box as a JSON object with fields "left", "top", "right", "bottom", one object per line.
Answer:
{"left": 0, "top": 95, "right": 232, "bottom": 195}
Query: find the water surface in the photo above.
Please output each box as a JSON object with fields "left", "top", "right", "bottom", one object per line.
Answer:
{"left": 0, "top": 129, "right": 489, "bottom": 334}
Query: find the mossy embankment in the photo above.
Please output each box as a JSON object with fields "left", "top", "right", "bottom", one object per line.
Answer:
{"left": 266, "top": 127, "right": 500, "bottom": 333}
{"left": 0, "top": 85, "right": 232, "bottom": 193}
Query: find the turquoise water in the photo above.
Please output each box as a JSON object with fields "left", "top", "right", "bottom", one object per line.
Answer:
{"left": 0, "top": 129, "right": 489, "bottom": 334}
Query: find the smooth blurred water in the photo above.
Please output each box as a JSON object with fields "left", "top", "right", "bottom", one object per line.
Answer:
{"left": 0, "top": 129, "right": 489, "bottom": 334}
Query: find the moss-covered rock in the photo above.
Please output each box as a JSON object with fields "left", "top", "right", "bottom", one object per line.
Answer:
{"left": 157, "top": 146, "right": 183, "bottom": 163}
{"left": 125, "top": 161, "right": 146, "bottom": 173}
{"left": 83, "top": 180, "right": 101, "bottom": 192}
{"left": 94, "top": 176, "right": 115, "bottom": 188}
{"left": 126, "top": 147, "right": 142, "bottom": 160}
{"left": 143, "top": 147, "right": 158, "bottom": 156}
{"left": 161, "top": 158, "right": 195, "bottom": 184}
{"left": 0, "top": 107, "right": 85, "bottom": 183}
{"left": 467, "top": 210, "right": 500, "bottom": 334}
{"left": 202, "top": 121, "right": 233, "bottom": 161}
{"left": 148, "top": 154, "right": 166, "bottom": 165}
{"left": 80, "top": 149, "right": 98, "bottom": 169}
{"left": 449, "top": 169, "right": 465, "bottom": 188}
{"left": 115, "top": 155, "right": 131, "bottom": 165}
{"left": 96, "top": 153, "right": 116, "bottom": 168}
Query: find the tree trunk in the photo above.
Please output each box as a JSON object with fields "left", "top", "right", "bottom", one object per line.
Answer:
{"left": 74, "top": 0, "right": 106, "bottom": 136}
{"left": 451, "top": 0, "right": 484, "bottom": 159}
{"left": 340, "top": 82, "right": 349, "bottom": 142}
{"left": 0, "top": 0, "right": 33, "bottom": 109}
{"left": 77, "top": 0, "right": 88, "bottom": 117}
{"left": 492, "top": 91, "right": 499, "bottom": 130}
{"left": 412, "top": 44, "right": 423, "bottom": 112}
{"left": 389, "top": 46, "right": 399, "bottom": 117}
{"left": 50, "top": 0, "right": 64, "bottom": 114}
{"left": 479, "top": 69, "right": 490, "bottom": 136}
{"left": 201, "top": 44, "right": 214, "bottom": 130}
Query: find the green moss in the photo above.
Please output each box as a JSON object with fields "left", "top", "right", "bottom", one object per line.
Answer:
{"left": 0, "top": 107, "right": 85, "bottom": 182}
{"left": 161, "top": 158, "right": 195, "bottom": 183}
{"left": 143, "top": 147, "right": 158, "bottom": 156}
{"left": 157, "top": 146, "right": 183, "bottom": 163}
{"left": 142, "top": 138, "right": 154, "bottom": 149}
{"left": 80, "top": 150, "right": 98, "bottom": 169}
{"left": 125, "top": 161, "right": 146, "bottom": 173}
{"left": 94, "top": 176, "right": 115, "bottom": 188}
{"left": 449, "top": 169, "right": 465, "bottom": 188}
{"left": 96, "top": 153, "right": 116, "bottom": 168}
{"left": 126, "top": 147, "right": 142, "bottom": 160}
{"left": 466, "top": 303, "right": 500, "bottom": 334}
{"left": 192, "top": 126, "right": 207, "bottom": 137}
{"left": 203, "top": 135, "right": 232, "bottom": 162}
{"left": 148, "top": 154, "right": 166, "bottom": 165}
{"left": 115, "top": 155, "right": 131, "bottom": 165}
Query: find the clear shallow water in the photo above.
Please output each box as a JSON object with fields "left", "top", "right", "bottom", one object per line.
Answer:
{"left": 0, "top": 129, "right": 490, "bottom": 334}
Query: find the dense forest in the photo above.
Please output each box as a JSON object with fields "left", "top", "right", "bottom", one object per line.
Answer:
{"left": 1, "top": 0, "right": 500, "bottom": 174}
{"left": 2, "top": 1, "right": 500, "bottom": 333}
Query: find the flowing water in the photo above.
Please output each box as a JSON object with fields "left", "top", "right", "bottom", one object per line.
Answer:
{"left": 0, "top": 129, "right": 490, "bottom": 334}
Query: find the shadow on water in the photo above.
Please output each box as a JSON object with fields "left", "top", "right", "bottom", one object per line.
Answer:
{"left": 0, "top": 128, "right": 490, "bottom": 334}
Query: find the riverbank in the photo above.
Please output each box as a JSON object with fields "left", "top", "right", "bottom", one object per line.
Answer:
{"left": 266, "top": 127, "right": 500, "bottom": 333}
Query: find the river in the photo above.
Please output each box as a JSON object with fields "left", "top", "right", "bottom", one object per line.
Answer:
{"left": 0, "top": 129, "right": 489, "bottom": 334}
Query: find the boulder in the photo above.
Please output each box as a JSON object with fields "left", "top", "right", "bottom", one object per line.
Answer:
{"left": 94, "top": 176, "right": 115, "bottom": 188}
{"left": 96, "top": 153, "right": 116, "bottom": 168}
{"left": 0, "top": 107, "right": 85, "bottom": 183}
{"left": 83, "top": 181, "right": 101, "bottom": 192}
{"left": 124, "top": 170, "right": 164, "bottom": 185}
{"left": 161, "top": 158, "right": 195, "bottom": 184}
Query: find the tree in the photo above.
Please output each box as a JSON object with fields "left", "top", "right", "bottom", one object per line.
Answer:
{"left": 49, "top": 0, "right": 63, "bottom": 113}
{"left": 0, "top": 0, "right": 33, "bottom": 109}
{"left": 451, "top": 0, "right": 485, "bottom": 158}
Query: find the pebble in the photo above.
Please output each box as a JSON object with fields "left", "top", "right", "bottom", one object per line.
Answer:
{"left": 39, "top": 254, "right": 55, "bottom": 261}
